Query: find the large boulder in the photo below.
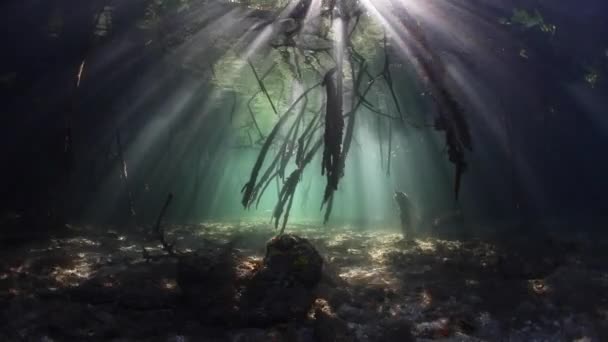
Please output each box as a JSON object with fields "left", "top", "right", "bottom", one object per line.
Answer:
{"left": 263, "top": 234, "right": 323, "bottom": 288}
{"left": 240, "top": 234, "right": 323, "bottom": 326}
{"left": 175, "top": 234, "right": 323, "bottom": 327}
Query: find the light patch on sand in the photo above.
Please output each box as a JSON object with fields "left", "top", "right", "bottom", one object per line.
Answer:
{"left": 326, "top": 233, "right": 352, "bottom": 247}
{"left": 161, "top": 278, "right": 178, "bottom": 290}
{"left": 415, "top": 239, "right": 437, "bottom": 252}
{"left": 368, "top": 245, "right": 399, "bottom": 263}
{"left": 50, "top": 254, "right": 94, "bottom": 286}
{"left": 119, "top": 244, "right": 140, "bottom": 252}
{"left": 65, "top": 237, "right": 100, "bottom": 247}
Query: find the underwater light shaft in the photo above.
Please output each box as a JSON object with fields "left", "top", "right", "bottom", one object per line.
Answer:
{"left": 18, "top": 0, "right": 603, "bottom": 228}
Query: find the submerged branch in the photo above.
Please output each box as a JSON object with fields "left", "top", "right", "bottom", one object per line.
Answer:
{"left": 155, "top": 193, "right": 177, "bottom": 256}
{"left": 245, "top": 62, "right": 278, "bottom": 140}
{"left": 248, "top": 59, "right": 279, "bottom": 116}
{"left": 381, "top": 30, "right": 403, "bottom": 122}
{"left": 278, "top": 94, "right": 308, "bottom": 180}
{"left": 229, "top": 90, "right": 238, "bottom": 123}
{"left": 389, "top": 3, "right": 473, "bottom": 199}
{"left": 321, "top": 68, "right": 344, "bottom": 205}
{"left": 323, "top": 194, "right": 334, "bottom": 224}
{"left": 239, "top": 1, "right": 475, "bottom": 230}
{"left": 273, "top": 138, "right": 323, "bottom": 231}
{"left": 247, "top": 92, "right": 266, "bottom": 140}
{"left": 241, "top": 82, "right": 323, "bottom": 209}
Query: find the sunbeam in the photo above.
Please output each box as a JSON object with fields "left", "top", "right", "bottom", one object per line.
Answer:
{"left": 2, "top": 1, "right": 608, "bottom": 338}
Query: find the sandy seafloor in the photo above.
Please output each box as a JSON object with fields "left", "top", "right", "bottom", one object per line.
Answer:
{"left": 1, "top": 221, "right": 607, "bottom": 341}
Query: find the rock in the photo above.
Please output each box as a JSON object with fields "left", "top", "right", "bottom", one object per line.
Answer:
{"left": 239, "top": 234, "right": 323, "bottom": 326}
{"left": 169, "top": 234, "right": 325, "bottom": 326}
{"left": 263, "top": 234, "right": 323, "bottom": 288}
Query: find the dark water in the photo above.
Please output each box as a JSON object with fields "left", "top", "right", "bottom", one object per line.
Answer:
{"left": 0, "top": 0, "right": 607, "bottom": 228}
{"left": 0, "top": 1, "right": 607, "bottom": 340}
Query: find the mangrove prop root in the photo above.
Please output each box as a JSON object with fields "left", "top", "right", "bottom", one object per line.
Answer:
{"left": 240, "top": 1, "right": 476, "bottom": 230}
{"left": 154, "top": 192, "right": 177, "bottom": 256}
{"left": 323, "top": 194, "right": 334, "bottom": 224}
{"left": 321, "top": 68, "right": 344, "bottom": 205}
{"left": 390, "top": 3, "right": 472, "bottom": 198}
{"left": 277, "top": 138, "right": 323, "bottom": 227}
{"left": 253, "top": 93, "right": 308, "bottom": 207}
{"left": 241, "top": 82, "right": 322, "bottom": 208}
{"left": 142, "top": 193, "right": 178, "bottom": 260}
{"left": 248, "top": 59, "right": 279, "bottom": 116}
{"left": 246, "top": 63, "right": 278, "bottom": 139}
{"left": 247, "top": 91, "right": 265, "bottom": 140}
